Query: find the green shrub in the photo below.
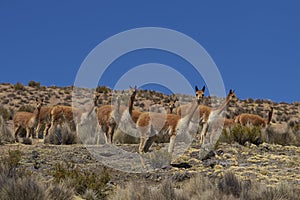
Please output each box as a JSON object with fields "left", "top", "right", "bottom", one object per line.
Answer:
{"left": 219, "top": 124, "right": 262, "bottom": 145}
{"left": 28, "top": 80, "right": 41, "bottom": 88}
{"left": 96, "top": 85, "right": 111, "bottom": 94}
{"left": 14, "top": 82, "right": 25, "bottom": 91}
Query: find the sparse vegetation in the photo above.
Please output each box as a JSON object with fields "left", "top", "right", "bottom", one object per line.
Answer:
{"left": 1, "top": 83, "right": 300, "bottom": 199}
{"left": 28, "top": 80, "right": 41, "bottom": 88}
{"left": 110, "top": 171, "right": 300, "bottom": 200}
{"left": 220, "top": 124, "right": 262, "bottom": 145}
{"left": 96, "top": 85, "right": 112, "bottom": 94}
{"left": 0, "top": 116, "right": 14, "bottom": 144}
{"left": 52, "top": 161, "right": 110, "bottom": 199}
{"left": 14, "top": 82, "right": 25, "bottom": 91}
{"left": 44, "top": 122, "right": 78, "bottom": 145}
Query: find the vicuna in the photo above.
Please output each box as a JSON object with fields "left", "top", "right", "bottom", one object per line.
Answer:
{"left": 13, "top": 98, "right": 43, "bottom": 142}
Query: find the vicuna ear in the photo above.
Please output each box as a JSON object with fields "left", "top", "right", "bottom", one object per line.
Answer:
{"left": 229, "top": 89, "right": 233, "bottom": 94}
{"left": 201, "top": 85, "right": 206, "bottom": 92}
{"left": 195, "top": 86, "right": 199, "bottom": 92}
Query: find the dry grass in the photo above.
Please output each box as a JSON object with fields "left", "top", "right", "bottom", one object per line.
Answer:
{"left": 110, "top": 171, "right": 300, "bottom": 200}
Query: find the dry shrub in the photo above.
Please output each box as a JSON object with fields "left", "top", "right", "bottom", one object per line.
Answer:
{"left": 110, "top": 171, "right": 300, "bottom": 200}
{"left": 0, "top": 150, "right": 47, "bottom": 200}
{"left": 77, "top": 110, "right": 99, "bottom": 145}
{"left": 0, "top": 116, "right": 14, "bottom": 144}
{"left": 110, "top": 180, "right": 184, "bottom": 200}
{"left": 0, "top": 106, "right": 11, "bottom": 121}
{"left": 44, "top": 122, "right": 78, "bottom": 145}
{"left": 52, "top": 161, "right": 110, "bottom": 199}
{"left": 141, "top": 149, "right": 172, "bottom": 169}
{"left": 113, "top": 129, "right": 139, "bottom": 144}
{"left": 82, "top": 189, "right": 98, "bottom": 200}
{"left": 46, "top": 182, "right": 74, "bottom": 200}
{"left": 218, "top": 171, "right": 242, "bottom": 198}
{"left": 0, "top": 177, "right": 47, "bottom": 200}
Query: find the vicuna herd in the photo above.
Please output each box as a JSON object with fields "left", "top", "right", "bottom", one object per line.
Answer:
{"left": 12, "top": 85, "right": 274, "bottom": 157}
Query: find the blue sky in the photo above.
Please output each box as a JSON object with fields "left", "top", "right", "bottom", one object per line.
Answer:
{"left": 0, "top": 1, "right": 299, "bottom": 103}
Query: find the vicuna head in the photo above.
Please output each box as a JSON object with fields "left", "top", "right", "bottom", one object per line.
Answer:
{"left": 93, "top": 93, "right": 100, "bottom": 107}
{"left": 35, "top": 98, "right": 43, "bottom": 110}
{"left": 168, "top": 98, "right": 177, "bottom": 114}
{"left": 195, "top": 85, "right": 206, "bottom": 102}
{"left": 129, "top": 86, "right": 137, "bottom": 100}
{"left": 227, "top": 89, "right": 238, "bottom": 103}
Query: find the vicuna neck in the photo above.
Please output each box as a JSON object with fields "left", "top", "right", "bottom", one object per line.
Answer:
{"left": 128, "top": 95, "right": 136, "bottom": 116}
{"left": 214, "top": 95, "right": 231, "bottom": 115}
{"left": 184, "top": 99, "right": 200, "bottom": 123}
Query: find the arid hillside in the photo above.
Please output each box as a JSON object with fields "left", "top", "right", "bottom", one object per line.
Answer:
{"left": 0, "top": 82, "right": 300, "bottom": 200}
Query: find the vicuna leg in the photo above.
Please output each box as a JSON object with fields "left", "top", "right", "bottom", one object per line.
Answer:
{"left": 26, "top": 127, "right": 31, "bottom": 138}
{"left": 107, "top": 125, "right": 116, "bottom": 144}
{"left": 200, "top": 123, "right": 208, "bottom": 145}
{"left": 35, "top": 123, "right": 42, "bottom": 138}
{"left": 97, "top": 125, "right": 106, "bottom": 145}
{"left": 143, "top": 136, "right": 156, "bottom": 152}
{"left": 14, "top": 126, "right": 21, "bottom": 142}
{"left": 43, "top": 123, "right": 51, "bottom": 137}
{"left": 168, "top": 135, "right": 176, "bottom": 153}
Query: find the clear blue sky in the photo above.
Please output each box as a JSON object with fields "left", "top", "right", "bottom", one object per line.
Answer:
{"left": 0, "top": 1, "right": 299, "bottom": 103}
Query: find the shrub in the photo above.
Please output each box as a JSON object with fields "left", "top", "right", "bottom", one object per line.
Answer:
{"left": 18, "top": 105, "right": 35, "bottom": 112}
{"left": 14, "top": 82, "right": 25, "bottom": 91}
{"left": 44, "top": 122, "right": 78, "bottom": 145}
{"left": 141, "top": 149, "right": 172, "bottom": 170}
{"left": 110, "top": 171, "right": 300, "bottom": 200}
{"left": 218, "top": 171, "right": 242, "bottom": 198}
{"left": 0, "top": 116, "right": 14, "bottom": 144}
{"left": 0, "top": 106, "right": 11, "bottom": 121}
{"left": 28, "top": 80, "right": 41, "bottom": 88}
{"left": 96, "top": 85, "right": 111, "bottom": 94}
{"left": 219, "top": 124, "right": 262, "bottom": 145}
{"left": 0, "top": 177, "right": 47, "bottom": 200}
{"left": 52, "top": 161, "right": 110, "bottom": 199}
{"left": 46, "top": 182, "right": 74, "bottom": 200}
{"left": 82, "top": 189, "right": 98, "bottom": 200}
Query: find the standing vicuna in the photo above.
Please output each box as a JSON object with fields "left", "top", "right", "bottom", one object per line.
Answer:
{"left": 200, "top": 90, "right": 238, "bottom": 145}
{"left": 47, "top": 93, "right": 100, "bottom": 139}
{"left": 96, "top": 86, "right": 140, "bottom": 144}
{"left": 35, "top": 106, "right": 53, "bottom": 139}
{"left": 137, "top": 94, "right": 203, "bottom": 155}
{"left": 176, "top": 85, "right": 206, "bottom": 116}
{"left": 47, "top": 105, "right": 84, "bottom": 136}
{"left": 13, "top": 98, "right": 43, "bottom": 142}
{"left": 234, "top": 107, "right": 273, "bottom": 127}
